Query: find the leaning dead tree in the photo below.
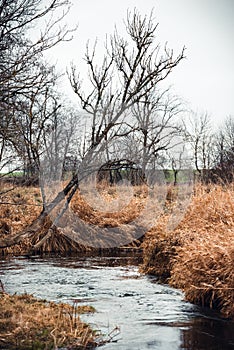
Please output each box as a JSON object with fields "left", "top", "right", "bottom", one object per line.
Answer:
{"left": 0, "top": 9, "right": 185, "bottom": 251}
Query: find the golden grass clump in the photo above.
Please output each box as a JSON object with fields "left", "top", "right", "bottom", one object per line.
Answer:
{"left": 30, "top": 225, "right": 89, "bottom": 255}
{"left": 170, "top": 230, "right": 233, "bottom": 318}
{"left": 140, "top": 215, "right": 182, "bottom": 282}
{"left": 70, "top": 184, "right": 148, "bottom": 228}
{"left": 0, "top": 184, "right": 43, "bottom": 255}
{"left": 0, "top": 184, "right": 42, "bottom": 235}
{"left": 142, "top": 184, "right": 234, "bottom": 318}
{"left": 0, "top": 292, "right": 96, "bottom": 349}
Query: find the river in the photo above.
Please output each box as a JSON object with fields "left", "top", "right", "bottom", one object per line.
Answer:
{"left": 0, "top": 254, "right": 233, "bottom": 350}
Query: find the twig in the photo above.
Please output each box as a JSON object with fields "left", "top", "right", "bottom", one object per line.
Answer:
{"left": 0, "top": 202, "right": 42, "bottom": 206}
{"left": 0, "top": 280, "right": 5, "bottom": 293}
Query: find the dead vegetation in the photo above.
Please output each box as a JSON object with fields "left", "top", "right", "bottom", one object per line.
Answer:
{"left": 70, "top": 183, "right": 148, "bottom": 227}
{"left": 141, "top": 183, "right": 234, "bottom": 318}
{"left": 0, "top": 292, "right": 97, "bottom": 349}
{"left": 0, "top": 182, "right": 233, "bottom": 318}
{"left": 0, "top": 182, "right": 148, "bottom": 254}
{"left": 0, "top": 184, "right": 42, "bottom": 234}
{"left": 0, "top": 184, "right": 43, "bottom": 255}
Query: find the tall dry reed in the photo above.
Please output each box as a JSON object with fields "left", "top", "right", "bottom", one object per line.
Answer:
{"left": 142, "top": 184, "right": 234, "bottom": 318}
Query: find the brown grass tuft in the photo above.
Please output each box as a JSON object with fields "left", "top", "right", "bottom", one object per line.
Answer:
{"left": 0, "top": 292, "right": 97, "bottom": 349}
{"left": 0, "top": 184, "right": 42, "bottom": 234}
{"left": 0, "top": 184, "right": 42, "bottom": 255}
{"left": 70, "top": 184, "right": 148, "bottom": 228}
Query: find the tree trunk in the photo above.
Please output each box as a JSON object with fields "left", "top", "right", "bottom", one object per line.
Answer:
{"left": 0, "top": 175, "right": 79, "bottom": 250}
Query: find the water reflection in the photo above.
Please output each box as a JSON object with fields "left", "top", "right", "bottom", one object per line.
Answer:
{"left": 0, "top": 255, "right": 233, "bottom": 350}
{"left": 181, "top": 316, "right": 234, "bottom": 350}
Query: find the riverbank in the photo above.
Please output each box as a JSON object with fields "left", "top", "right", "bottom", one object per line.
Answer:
{"left": 141, "top": 183, "right": 234, "bottom": 319}
{"left": 0, "top": 182, "right": 233, "bottom": 318}
{"left": 0, "top": 290, "right": 96, "bottom": 349}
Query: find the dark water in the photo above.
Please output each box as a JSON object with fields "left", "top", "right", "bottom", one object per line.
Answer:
{"left": 0, "top": 255, "right": 233, "bottom": 350}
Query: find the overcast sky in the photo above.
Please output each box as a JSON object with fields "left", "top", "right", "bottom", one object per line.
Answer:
{"left": 48, "top": 0, "right": 234, "bottom": 126}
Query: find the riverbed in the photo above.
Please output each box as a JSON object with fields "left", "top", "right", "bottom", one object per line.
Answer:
{"left": 0, "top": 255, "right": 233, "bottom": 350}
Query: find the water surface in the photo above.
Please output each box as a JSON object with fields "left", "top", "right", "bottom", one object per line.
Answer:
{"left": 0, "top": 255, "right": 233, "bottom": 350}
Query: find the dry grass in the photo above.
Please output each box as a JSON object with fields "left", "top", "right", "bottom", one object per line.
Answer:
{"left": 0, "top": 184, "right": 42, "bottom": 234}
{"left": 0, "top": 292, "right": 96, "bottom": 349}
{"left": 141, "top": 183, "right": 234, "bottom": 318}
{"left": 54, "top": 184, "right": 149, "bottom": 250}
{"left": 0, "top": 182, "right": 148, "bottom": 253}
{"left": 70, "top": 184, "right": 148, "bottom": 228}
{"left": 1, "top": 182, "right": 233, "bottom": 317}
{"left": 0, "top": 184, "right": 43, "bottom": 255}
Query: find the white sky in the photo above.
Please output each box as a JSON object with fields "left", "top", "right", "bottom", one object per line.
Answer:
{"left": 47, "top": 0, "right": 234, "bottom": 126}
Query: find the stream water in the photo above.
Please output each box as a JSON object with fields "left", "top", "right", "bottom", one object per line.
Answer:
{"left": 0, "top": 254, "right": 233, "bottom": 350}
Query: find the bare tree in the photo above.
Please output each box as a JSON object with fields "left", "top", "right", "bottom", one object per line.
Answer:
{"left": 3, "top": 67, "right": 59, "bottom": 178}
{"left": 0, "top": 0, "right": 74, "bottom": 172}
{"left": 165, "top": 144, "right": 192, "bottom": 186}
{"left": 0, "top": 0, "right": 73, "bottom": 98}
{"left": 183, "top": 112, "right": 215, "bottom": 180}
{"left": 131, "top": 90, "right": 184, "bottom": 173}
{"left": 212, "top": 115, "right": 234, "bottom": 183}
{"left": 0, "top": 9, "right": 185, "bottom": 250}
{"left": 42, "top": 99, "right": 81, "bottom": 180}
{"left": 69, "top": 10, "right": 185, "bottom": 153}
